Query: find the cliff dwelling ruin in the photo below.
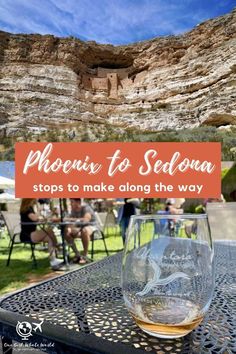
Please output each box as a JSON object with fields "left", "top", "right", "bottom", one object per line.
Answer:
{"left": 81, "top": 66, "right": 133, "bottom": 99}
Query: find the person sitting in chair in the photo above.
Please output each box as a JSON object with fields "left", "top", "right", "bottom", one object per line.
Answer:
{"left": 20, "top": 198, "right": 62, "bottom": 270}
{"left": 64, "top": 198, "right": 96, "bottom": 264}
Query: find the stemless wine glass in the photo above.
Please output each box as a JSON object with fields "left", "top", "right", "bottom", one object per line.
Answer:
{"left": 121, "top": 214, "right": 215, "bottom": 338}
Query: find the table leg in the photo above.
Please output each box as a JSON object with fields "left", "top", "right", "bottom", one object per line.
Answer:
{"left": 1, "top": 336, "right": 13, "bottom": 354}
{"left": 58, "top": 199, "right": 70, "bottom": 269}
{"left": 60, "top": 224, "right": 69, "bottom": 268}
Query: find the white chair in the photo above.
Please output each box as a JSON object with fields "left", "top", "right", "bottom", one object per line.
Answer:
{"left": 104, "top": 210, "right": 120, "bottom": 236}
{"left": 206, "top": 202, "right": 236, "bottom": 242}
{"left": 90, "top": 212, "right": 109, "bottom": 261}
{"left": 96, "top": 212, "right": 107, "bottom": 229}
{"left": 0, "top": 212, "right": 6, "bottom": 239}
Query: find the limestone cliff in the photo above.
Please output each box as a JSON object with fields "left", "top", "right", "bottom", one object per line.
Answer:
{"left": 0, "top": 7, "right": 235, "bottom": 135}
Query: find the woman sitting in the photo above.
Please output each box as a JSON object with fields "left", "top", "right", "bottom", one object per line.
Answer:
{"left": 20, "top": 198, "right": 62, "bottom": 269}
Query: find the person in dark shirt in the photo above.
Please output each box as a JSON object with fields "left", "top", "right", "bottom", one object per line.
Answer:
{"left": 20, "top": 199, "right": 62, "bottom": 269}
{"left": 119, "top": 198, "right": 137, "bottom": 244}
{"left": 64, "top": 198, "right": 96, "bottom": 264}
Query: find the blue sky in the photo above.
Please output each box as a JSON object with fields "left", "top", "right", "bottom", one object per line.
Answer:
{"left": 0, "top": 0, "right": 235, "bottom": 44}
{"left": 0, "top": 161, "right": 15, "bottom": 179}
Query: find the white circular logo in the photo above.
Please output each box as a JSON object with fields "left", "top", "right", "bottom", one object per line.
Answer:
{"left": 16, "top": 321, "right": 32, "bottom": 340}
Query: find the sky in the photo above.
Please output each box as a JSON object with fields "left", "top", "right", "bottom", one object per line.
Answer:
{"left": 0, "top": 161, "right": 15, "bottom": 179}
{"left": 0, "top": 0, "right": 235, "bottom": 45}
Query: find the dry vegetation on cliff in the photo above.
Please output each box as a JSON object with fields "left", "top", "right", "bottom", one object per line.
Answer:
{"left": 1, "top": 125, "right": 236, "bottom": 161}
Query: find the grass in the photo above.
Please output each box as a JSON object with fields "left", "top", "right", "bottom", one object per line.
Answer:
{"left": 0, "top": 229, "right": 123, "bottom": 296}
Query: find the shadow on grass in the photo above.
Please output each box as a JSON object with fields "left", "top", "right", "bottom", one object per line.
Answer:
{"left": 0, "top": 247, "right": 10, "bottom": 255}
{"left": 0, "top": 249, "right": 51, "bottom": 295}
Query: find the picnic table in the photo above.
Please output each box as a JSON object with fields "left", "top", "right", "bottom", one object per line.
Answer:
{"left": 0, "top": 242, "right": 235, "bottom": 354}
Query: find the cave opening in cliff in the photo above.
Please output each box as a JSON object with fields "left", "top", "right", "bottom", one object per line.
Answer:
{"left": 90, "top": 62, "right": 132, "bottom": 70}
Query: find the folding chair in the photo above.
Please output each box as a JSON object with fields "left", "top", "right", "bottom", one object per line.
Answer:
{"left": 1, "top": 211, "right": 37, "bottom": 267}
{"left": 90, "top": 212, "right": 109, "bottom": 261}
{"left": 96, "top": 212, "right": 107, "bottom": 228}
{"left": 0, "top": 213, "right": 5, "bottom": 240}
{"left": 104, "top": 210, "right": 120, "bottom": 236}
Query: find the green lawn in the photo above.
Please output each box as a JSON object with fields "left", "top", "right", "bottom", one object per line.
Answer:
{"left": 0, "top": 230, "right": 123, "bottom": 296}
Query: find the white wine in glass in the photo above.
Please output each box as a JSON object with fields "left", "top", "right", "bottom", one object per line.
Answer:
{"left": 121, "top": 214, "right": 215, "bottom": 338}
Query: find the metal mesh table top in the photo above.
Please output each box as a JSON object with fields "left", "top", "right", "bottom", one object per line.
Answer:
{"left": 0, "top": 242, "right": 236, "bottom": 354}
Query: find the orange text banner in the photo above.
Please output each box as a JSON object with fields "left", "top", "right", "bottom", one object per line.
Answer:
{"left": 15, "top": 142, "right": 221, "bottom": 198}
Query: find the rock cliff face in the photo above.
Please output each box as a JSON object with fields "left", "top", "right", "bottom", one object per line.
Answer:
{"left": 0, "top": 8, "right": 235, "bottom": 135}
